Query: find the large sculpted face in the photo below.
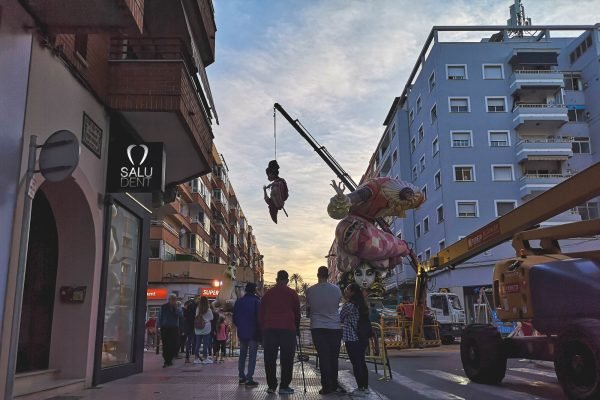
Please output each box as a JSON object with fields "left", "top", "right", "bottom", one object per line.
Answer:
{"left": 225, "top": 263, "right": 237, "bottom": 280}
{"left": 353, "top": 263, "right": 376, "bottom": 289}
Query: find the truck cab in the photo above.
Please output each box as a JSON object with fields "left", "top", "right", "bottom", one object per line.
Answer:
{"left": 427, "top": 292, "right": 466, "bottom": 344}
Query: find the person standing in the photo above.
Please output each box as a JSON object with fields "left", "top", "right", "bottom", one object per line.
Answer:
{"left": 193, "top": 296, "right": 214, "bottom": 364}
{"left": 306, "top": 266, "right": 343, "bottom": 395}
{"left": 259, "top": 270, "right": 301, "bottom": 395}
{"left": 177, "top": 301, "right": 186, "bottom": 357}
{"left": 215, "top": 316, "right": 229, "bottom": 362}
{"left": 182, "top": 296, "right": 198, "bottom": 363}
{"left": 233, "top": 282, "right": 261, "bottom": 387}
{"left": 157, "top": 293, "right": 181, "bottom": 367}
{"left": 210, "top": 304, "right": 219, "bottom": 359}
{"left": 340, "top": 283, "right": 371, "bottom": 394}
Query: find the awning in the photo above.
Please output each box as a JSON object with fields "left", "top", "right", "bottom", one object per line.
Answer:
{"left": 509, "top": 50, "right": 559, "bottom": 67}
{"left": 567, "top": 105, "right": 586, "bottom": 110}
{"left": 528, "top": 155, "right": 569, "bottom": 161}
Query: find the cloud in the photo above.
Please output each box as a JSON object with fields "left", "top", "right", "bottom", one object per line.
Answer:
{"left": 208, "top": 0, "right": 598, "bottom": 283}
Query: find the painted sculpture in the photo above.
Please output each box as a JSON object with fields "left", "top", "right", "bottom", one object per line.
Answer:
{"left": 338, "top": 262, "right": 386, "bottom": 298}
{"left": 263, "top": 160, "right": 289, "bottom": 223}
{"left": 215, "top": 263, "right": 239, "bottom": 311}
{"left": 328, "top": 177, "right": 424, "bottom": 274}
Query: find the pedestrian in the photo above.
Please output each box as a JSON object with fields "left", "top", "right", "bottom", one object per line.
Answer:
{"left": 183, "top": 296, "right": 198, "bottom": 363}
{"left": 340, "top": 283, "right": 371, "bottom": 394}
{"left": 210, "top": 304, "right": 219, "bottom": 358}
{"left": 194, "top": 296, "right": 214, "bottom": 364}
{"left": 177, "top": 301, "right": 186, "bottom": 357}
{"left": 233, "top": 282, "right": 261, "bottom": 387}
{"left": 215, "top": 316, "right": 229, "bottom": 362}
{"left": 306, "top": 266, "right": 344, "bottom": 395}
{"left": 145, "top": 316, "right": 157, "bottom": 349}
{"left": 157, "top": 293, "right": 181, "bottom": 367}
{"left": 259, "top": 270, "right": 301, "bottom": 395}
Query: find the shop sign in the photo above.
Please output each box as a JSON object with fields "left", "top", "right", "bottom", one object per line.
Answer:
{"left": 82, "top": 112, "right": 103, "bottom": 158}
{"left": 107, "top": 142, "right": 165, "bottom": 193}
{"left": 200, "top": 288, "right": 220, "bottom": 298}
{"left": 147, "top": 288, "right": 168, "bottom": 300}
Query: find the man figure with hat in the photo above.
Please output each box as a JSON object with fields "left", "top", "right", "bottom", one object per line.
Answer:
{"left": 306, "top": 266, "right": 344, "bottom": 394}
{"left": 259, "top": 270, "right": 301, "bottom": 395}
{"left": 233, "top": 282, "right": 261, "bottom": 387}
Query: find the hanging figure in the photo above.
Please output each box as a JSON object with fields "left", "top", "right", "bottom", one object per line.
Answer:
{"left": 263, "top": 160, "right": 289, "bottom": 223}
{"left": 327, "top": 177, "right": 424, "bottom": 272}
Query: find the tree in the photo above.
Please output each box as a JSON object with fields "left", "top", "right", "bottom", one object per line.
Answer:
{"left": 301, "top": 282, "right": 310, "bottom": 296}
{"left": 289, "top": 273, "right": 303, "bottom": 293}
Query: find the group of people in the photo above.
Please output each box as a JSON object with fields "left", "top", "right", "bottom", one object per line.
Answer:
{"left": 155, "top": 292, "right": 231, "bottom": 367}
{"left": 153, "top": 266, "right": 372, "bottom": 396}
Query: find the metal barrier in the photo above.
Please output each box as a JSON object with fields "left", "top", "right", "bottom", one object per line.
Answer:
{"left": 379, "top": 314, "right": 441, "bottom": 349}
{"left": 298, "top": 319, "right": 392, "bottom": 381}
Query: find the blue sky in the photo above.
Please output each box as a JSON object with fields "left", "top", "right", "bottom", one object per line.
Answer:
{"left": 207, "top": 0, "right": 599, "bottom": 283}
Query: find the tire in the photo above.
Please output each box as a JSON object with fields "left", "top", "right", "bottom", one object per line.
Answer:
{"left": 442, "top": 336, "right": 455, "bottom": 345}
{"left": 555, "top": 319, "right": 600, "bottom": 400}
{"left": 460, "top": 324, "right": 506, "bottom": 384}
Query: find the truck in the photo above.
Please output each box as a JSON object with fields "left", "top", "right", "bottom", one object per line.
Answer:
{"left": 427, "top": 291, "right": 465, "bottom": 344}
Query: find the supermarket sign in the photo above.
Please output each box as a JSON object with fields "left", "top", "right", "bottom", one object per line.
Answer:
{"left": 147, "top": 288, "right": 168, "bottom": 300}
{"left": 200, "top": 288, "right": 220, "bottom": 298}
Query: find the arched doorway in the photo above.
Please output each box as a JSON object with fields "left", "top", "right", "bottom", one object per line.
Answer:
{"left": 16, "top": 190, "right": 58, "bottom": 372}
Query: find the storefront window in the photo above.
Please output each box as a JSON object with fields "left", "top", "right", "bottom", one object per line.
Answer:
{"left": 102, "top": 203, "right": 140, "bottom": 368}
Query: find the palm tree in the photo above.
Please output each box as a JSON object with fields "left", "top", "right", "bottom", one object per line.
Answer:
{"left": 301, "top": 282, "right": 310, "bottom": 296}
{"left": 289, "top": 273, "right": 303, "bottom": 293}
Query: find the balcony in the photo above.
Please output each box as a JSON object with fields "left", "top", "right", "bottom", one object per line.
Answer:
{"left": 509, "top": 70, "right": 564, "bottom": 93}
{"left": 22, "top": 0, "right": 144, "bottom": 33}
{"left": 519, "top": 173, "right": 572, "bottom": 199}
{"left": 512, "top": 104, "right": 568, "bottom": 130}
{"left": 148, "top": 260, "right": 226, "bottom": 283}
{"left": 108, "top": 37, "right": 214, "bottom": 185}
{"left": 515, "top": 138, "right": 573, "bottom": 163}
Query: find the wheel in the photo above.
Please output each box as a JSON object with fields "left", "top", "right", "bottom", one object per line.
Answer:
{"left": 460, "top": 324, "right": 506, "bottom": 384}
{"left": 442, "top": 336, "right": 455, "bottom": 345}
{"left": 555, "top": 319, "right": 600, "bottom": 400}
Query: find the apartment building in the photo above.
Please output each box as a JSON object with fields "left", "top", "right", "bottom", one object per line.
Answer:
{"left": 369, "top": 20, "right": 599, "bottom": 321}
{"left": 0, "top": 0, "right": 217, "bottom": 396}
{"left": 147, "top": 144, "right": 264, "bottom": 316}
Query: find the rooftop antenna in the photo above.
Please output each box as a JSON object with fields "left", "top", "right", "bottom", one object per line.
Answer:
{"left": 507, "top": 0, "right": 532, "bottom": 37}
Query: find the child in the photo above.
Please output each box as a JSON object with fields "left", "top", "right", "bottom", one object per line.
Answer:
{"left": 215, "top": 316, "right": 229, "bottom": 362}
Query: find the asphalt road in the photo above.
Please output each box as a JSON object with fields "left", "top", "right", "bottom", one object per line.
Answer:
{"left": 337, "top": 345, "right": 566, "bottom": 400}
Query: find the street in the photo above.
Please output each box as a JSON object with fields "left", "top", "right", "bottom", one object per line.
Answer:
{"left": 349, "top": 345, "right": 565, "bottom": 400}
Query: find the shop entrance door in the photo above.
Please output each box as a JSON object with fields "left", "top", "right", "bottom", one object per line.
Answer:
{"left": 16, "top": 190, "right": 58, "bottom": 373}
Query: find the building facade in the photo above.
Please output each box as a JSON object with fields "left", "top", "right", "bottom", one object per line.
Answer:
{"left": 369, "top": 22, "right": 599, "bottom": 321}
{"left": 147, "top": 144, "right": 264, "bottom": 316}
{"left": 0, "top": 0, "right": 217, "bottom": 397}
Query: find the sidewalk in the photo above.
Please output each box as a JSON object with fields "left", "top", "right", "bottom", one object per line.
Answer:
{"left": 59, "top": 351, "right": 356, "bottom": 400}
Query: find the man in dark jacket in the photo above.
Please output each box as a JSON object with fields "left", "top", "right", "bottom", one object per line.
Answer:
{"left": 259, "top": 270, "right": 301, "bottom": 395}
{"left": 158, "top": 293, "right": 181, "bottom": 367}
{"left": 182, "top": 296, "right": 198, "bottom": 363}
{"left": 233, "top": 283, "right": 261, "bottom": 387}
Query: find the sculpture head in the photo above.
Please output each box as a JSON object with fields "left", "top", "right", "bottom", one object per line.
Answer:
{"left": 224, "top": 262, "right": 237, "bottom": 281}
{"left": 266, "top": 160, "right": 280, "bottom": 182}
{"left": 353, "top": 262, "right": 377, "bottom": 290}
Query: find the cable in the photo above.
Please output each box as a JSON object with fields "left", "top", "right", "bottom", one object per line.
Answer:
{"left": 273, "top": 106, "right": 277, "bottom": 160}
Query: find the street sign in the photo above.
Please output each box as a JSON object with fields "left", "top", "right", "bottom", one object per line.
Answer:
{"left": 38, "top": 130, "right": 80, "bottom": 182}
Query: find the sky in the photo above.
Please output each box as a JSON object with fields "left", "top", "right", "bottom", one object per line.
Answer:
{"left": 207, "top": 0, "right": 599, "bottom": 284}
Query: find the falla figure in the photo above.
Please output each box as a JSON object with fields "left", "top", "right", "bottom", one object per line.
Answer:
{"left": 263, "top": 160, "right": 289, "bottom": 223}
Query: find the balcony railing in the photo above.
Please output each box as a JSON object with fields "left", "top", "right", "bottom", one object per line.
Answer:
{"left": 513, "top": 103, "right": 567, "bottom": 110}
{"left": 520, "top": 173, "right": 572, "bottom": 181}
{"left": 512, "top": 104, "right": 569, "bottom": 130}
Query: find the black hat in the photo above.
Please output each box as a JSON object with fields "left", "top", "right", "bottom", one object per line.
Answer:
{"left": 276, "top": 270, "right": 289, "bottom": 282}
{"left": 317, "top": 266, "right": 329, "bottom": 279}
{"left": 245, "top": 282, "right": 257, "bottom": 294}
{"left": 266, "top": 160, "right": 280, "bottom": 176}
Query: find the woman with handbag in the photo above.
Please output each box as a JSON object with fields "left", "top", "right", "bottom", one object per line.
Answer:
{"left": 193, "top": 296, "right": 213, "bottom": 364}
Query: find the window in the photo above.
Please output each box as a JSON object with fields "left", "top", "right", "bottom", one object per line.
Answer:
{"left": 570, "top": 34, "right": 593, "bottom": 63}
{"left": 430, "top": 104, "right": 437, "bottom": 123}
{"left": 564, "top": 73, "right": 583, "bottom": 91}
{"left": 418, "top": 125, "right": 424, "bottom": 142}
{"left": 489, "top": 131, "right": 510, "bottom": 147}
{"left": 412, "top": 165, "right": 418, "bottom": 180}
{"left": 417, "top": 253, "right": 423, "bottom": 262}
{"left": 451, "top": 131, "right": 472, "bottom": 147}
{"left": 437, "top": 205, "right": 444, "bottom": 223}
{"left": 432, "top": 137, "right": 439, "bottom": 156}
{"left": 568, "top": 109, "right": 586, "bottom": 122}
{"left": 446, "top": 64, "right": 467, "bottom": 80}
{"left": 415, "top": 223, "right": 421, "bottom": 238}
{"left": 392, "top": 149, "right": 398, "bottom": 164}
{"left": 577, "top": 202, "right": 599, "bottom": 220}
{"left": 572, "top": 137, "right": 591, "bottom": 154}
{"left": 492, "top": 165, "right": 514, "bottom": 181}
{"left": 454, "top": 165, "right": 475, "bottom": 181}
{"left": 423, "top": 217, "right": 429, "bottom": 233}
{"left": 483, "top": 64, "right": 504, "bottom": 79}
{"left": 486, "top": 97, "right": 507, "bottom": 112}
{"left": 434, "top": 170, "right": 441, "bottom": 189}
{"left": 439, "top": 239, "right": 446, "bottom": 251}
{"left": 496, "top": 200, "right": 517, "bottom": 217}
{"left": 74, "top": 34, "right": 88, "bottom": 59}
{"left": 416, "top": 96, "right": 422, "bottom": 113}
{"left": 410, "top": 137, "right": 416, "bottom": 153}
{"left": 409, "top": 109, "right": 415, "bottom": 123}
{"left": 425, "top": 248, "right": 431, "bottom": 260}
{"left": 149, "top": 240, "right": 161, "bottom": 258}
{"left": 422, "top": 185, "right": 428, "bottom": 200}
{"left": 457, "top": 201, "right": 478, "bottom": 217}
{"left": 429, "top": 71, "right": 436, "bottom": 91}
{"left": 449, "top": 97, "right": 469, "bottom": 113}
{"left": 419, "top": 155, "right": 426, "bottom": 172}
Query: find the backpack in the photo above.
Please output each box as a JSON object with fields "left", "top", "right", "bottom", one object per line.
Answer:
{"left": 357, "top": 313, "right": 374, "bottom": 341}
{"left": 194, "top": 313, "right": 206, "bottom": 330}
